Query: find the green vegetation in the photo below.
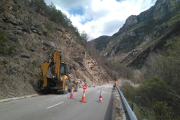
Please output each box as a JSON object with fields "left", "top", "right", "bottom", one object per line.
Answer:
{"left": 167, "top": 12, "right": 180, "bottom": 26}
{"left": 93, "top": 36, "right": 110, "bottom": 51}
{"left": 121, "top": 82, "right": 136, "bottom": 102}
{"left": 32, "top": 60, "right": 39, "bottom": 67}
{"left": 121, "top": 76, "right": 178, "bottom": 119}
{"left": 79, "top": 31, "right": 88, "bottom": 48}
{"left": 28, "top": 60, "right": 39, "bottom": 73}
{"left": 63, "top": 34, "right": 67, "bottom": 39}
{"left": 45, "top": 22, "right": 53, "bottom": 31}
{"left": 130, "top": 19, "right": 155, "bottom": 31}
{"left": 0, "top": 31, "right": 15, "bottom": 56}
{"left": 120, "top": 37, "right": 180, "bottom": 119}
{"left": 0, "top": 31, "right": 8, "bottom": 43}
{"left": 76, "top": 74, "right": 79, "bottom": 78}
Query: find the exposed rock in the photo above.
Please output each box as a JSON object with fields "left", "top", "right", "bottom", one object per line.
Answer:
{"left": 2, "top": 12, "right": 23, "bottom": 25}
{"left": 30, "top": 47, "right": 35, "bottom": 52}
{"left": 32, "top": 29, "right": 37, "bottom": 33}
{"left": 125, "top": 15, "right": 138, "bottom": 27}
{"left": 126, "top": 31, "right": 136, "bottom": 37}
{"left": 5, "top": 65, "right": 14, "bottom": 75}
{"left": 108, "top": 44, "right": 120, "bottom": 56}
{"left": 42, "top": 41, "right": 50, "bottom": 47}
{"left": 50, "top": 42, "right": 56, "bottom": 48}
{"left": 12, "top": 29, "right": 22, "bottom": 34}
{"left": 3, "top": 59, "right": 8, "bottom": 64}
{"left": 20, "top": 52, "right": 30, "bottom": 58}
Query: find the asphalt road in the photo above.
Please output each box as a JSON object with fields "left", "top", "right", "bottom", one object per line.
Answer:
{"left": 0, "top": 84, "right": 114, "bottom": 120}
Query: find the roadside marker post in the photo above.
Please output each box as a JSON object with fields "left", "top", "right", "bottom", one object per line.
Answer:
{"left": 80, "top": 85, "right": 87, "bottom": 103}
{"left": 99, "top": 91, "right": 103, "bottom": 102}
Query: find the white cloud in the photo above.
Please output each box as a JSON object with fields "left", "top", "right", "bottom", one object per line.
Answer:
{"left": 44, "top": 0, "right": 156, "bottom": 40}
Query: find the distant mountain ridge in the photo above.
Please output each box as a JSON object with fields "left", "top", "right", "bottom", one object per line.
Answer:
{"left": 88, "top": 0, "right": 180, "bottom": 68}
{"left": 119, "top": 0, "right": 180, "bottom": 33}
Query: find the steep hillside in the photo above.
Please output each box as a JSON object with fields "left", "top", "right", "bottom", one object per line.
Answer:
{"left": 89, "top": 35, "right": 110, "bottom": 51}
{"left": 89, "top": 0, "right": 180, "bottom": 68}
{"left": 0, "top": 0, "right": 112, "bottom": 99}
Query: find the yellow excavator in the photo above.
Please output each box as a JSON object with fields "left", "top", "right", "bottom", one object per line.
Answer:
{"left": 37, "top": 50, "right": 78, "bottom": 94}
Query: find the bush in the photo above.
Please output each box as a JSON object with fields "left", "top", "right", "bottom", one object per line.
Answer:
{"left": 0, "top": 31, "right": 14, "bottom": 56}
{"left": 152, "top": 101, "right": 174, "bottom": 120}
{"left": 32, "top": 60, "right": 39, "bottom": 67}
{"left": 134, "top": 76, "right": 180, "bottom": 119}
{"left": 135, "top": 76, "right": 169, "bottom": 106}
{"left": 121, "top": 82, "right": 136, "bottom": 102}
{"left": 137, "top": 37, "right": 180, "bottom": 119}
{"left": 45, "top": 22, "right": 53, "bottom": 31}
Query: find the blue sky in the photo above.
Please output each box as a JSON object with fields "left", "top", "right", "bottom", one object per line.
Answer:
{"left": 44, "top": 0, "right": 156, "bottom": 40}
{"left": 68, "top": 7, "right": 84, "bottom": 16}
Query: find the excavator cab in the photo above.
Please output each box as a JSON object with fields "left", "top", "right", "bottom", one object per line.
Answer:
{"left": 60, "top": 62, "right": 68, "bottom": 76}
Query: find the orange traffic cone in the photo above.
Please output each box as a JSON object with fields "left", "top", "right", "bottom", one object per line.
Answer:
{"left": 80, "top": 89, "right": 87, "bottom": 103}
{"left": 70, "top": 89, "right": 74, "bottom": 99}
{"left": 99, "top": 91, "right": 102, "bottom": 102}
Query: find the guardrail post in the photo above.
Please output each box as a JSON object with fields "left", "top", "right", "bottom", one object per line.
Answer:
{"left": 116, "top": 85, "right": 137, "bottom": 120}
{"left": 128, "top": 103, "right": 133, "bottom": 111}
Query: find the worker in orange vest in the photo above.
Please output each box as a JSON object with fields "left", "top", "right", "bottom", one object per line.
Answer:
{"left": 113, "top": 81, "right": 117, "bottom": 90}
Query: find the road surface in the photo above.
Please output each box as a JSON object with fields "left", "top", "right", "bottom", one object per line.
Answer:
{"left": 0, "top": 84, "right": 114, "bottom": 120}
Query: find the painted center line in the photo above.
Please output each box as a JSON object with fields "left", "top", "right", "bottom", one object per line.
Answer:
{"left": 46, "top": 102, "right": 64, "bottom": 109}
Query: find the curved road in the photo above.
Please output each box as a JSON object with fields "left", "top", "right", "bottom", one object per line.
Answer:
{"left": 0, "top": 84, "right": 114, "bottom": 120}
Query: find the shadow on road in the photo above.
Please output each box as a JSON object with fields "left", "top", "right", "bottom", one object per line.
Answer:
{"left": 29, "top": 79, "right": 69, "bottom": 95}
{"left": 104, "top": 88, "right": 114, "bottom": 120}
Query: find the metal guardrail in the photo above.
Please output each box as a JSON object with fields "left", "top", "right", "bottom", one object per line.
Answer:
{"left": 116, "top": 86, "right": 138, "bottom": 120}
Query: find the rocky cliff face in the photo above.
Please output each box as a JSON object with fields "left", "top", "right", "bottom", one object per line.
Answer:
{"left": 0, "top": 0, "right": 112, "bottom": 99}
{"left": 119, "top": 0, "right": 180, "bottom": 33}
{"left": 88, "top": 0, "right": 180, "bottom": 69}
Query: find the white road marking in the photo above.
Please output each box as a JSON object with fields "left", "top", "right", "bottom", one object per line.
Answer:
{"left": 46, "top": 102, "right": 64, "bottom": 109}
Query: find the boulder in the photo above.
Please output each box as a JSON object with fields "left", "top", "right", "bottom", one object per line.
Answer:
{"left": 43, "top": 41, "right": 50, "bottom": 47}
{"left": 32, "top": 29, "right": 37, "bottom": 33}
{"left": 20, "top": 52, "right": 30, "bottom": 58}
{"left": 50, "top": 42, "right": 56, "bottom": 48}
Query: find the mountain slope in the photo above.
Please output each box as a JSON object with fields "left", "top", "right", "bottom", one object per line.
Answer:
{"left": 0, "top": 0, "right": 112, "bottom": 99}
{"left": 88, "top": 0, "right": 180, "bottom": 68}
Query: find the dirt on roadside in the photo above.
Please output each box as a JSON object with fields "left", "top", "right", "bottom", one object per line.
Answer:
{"left": 113, "top": 88, "right": 126, "bottom": 120}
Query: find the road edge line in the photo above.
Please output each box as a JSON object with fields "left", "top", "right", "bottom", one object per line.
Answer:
{"left": 0, "top": 94, "right": 38, "bottom": 103}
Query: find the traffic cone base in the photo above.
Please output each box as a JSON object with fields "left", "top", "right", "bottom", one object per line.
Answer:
{"left": 70, "top": 93, "right": 74, "bottom": 99}
{"left": 99, "top": 99, "right": 103, "bottom": 102}
{"left": 80, "top": 97, "right": 87, "bottom": 103}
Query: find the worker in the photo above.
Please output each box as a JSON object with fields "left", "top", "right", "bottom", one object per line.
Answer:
{"left": 113, "top": 80, "right": 117, "bottom": 90}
